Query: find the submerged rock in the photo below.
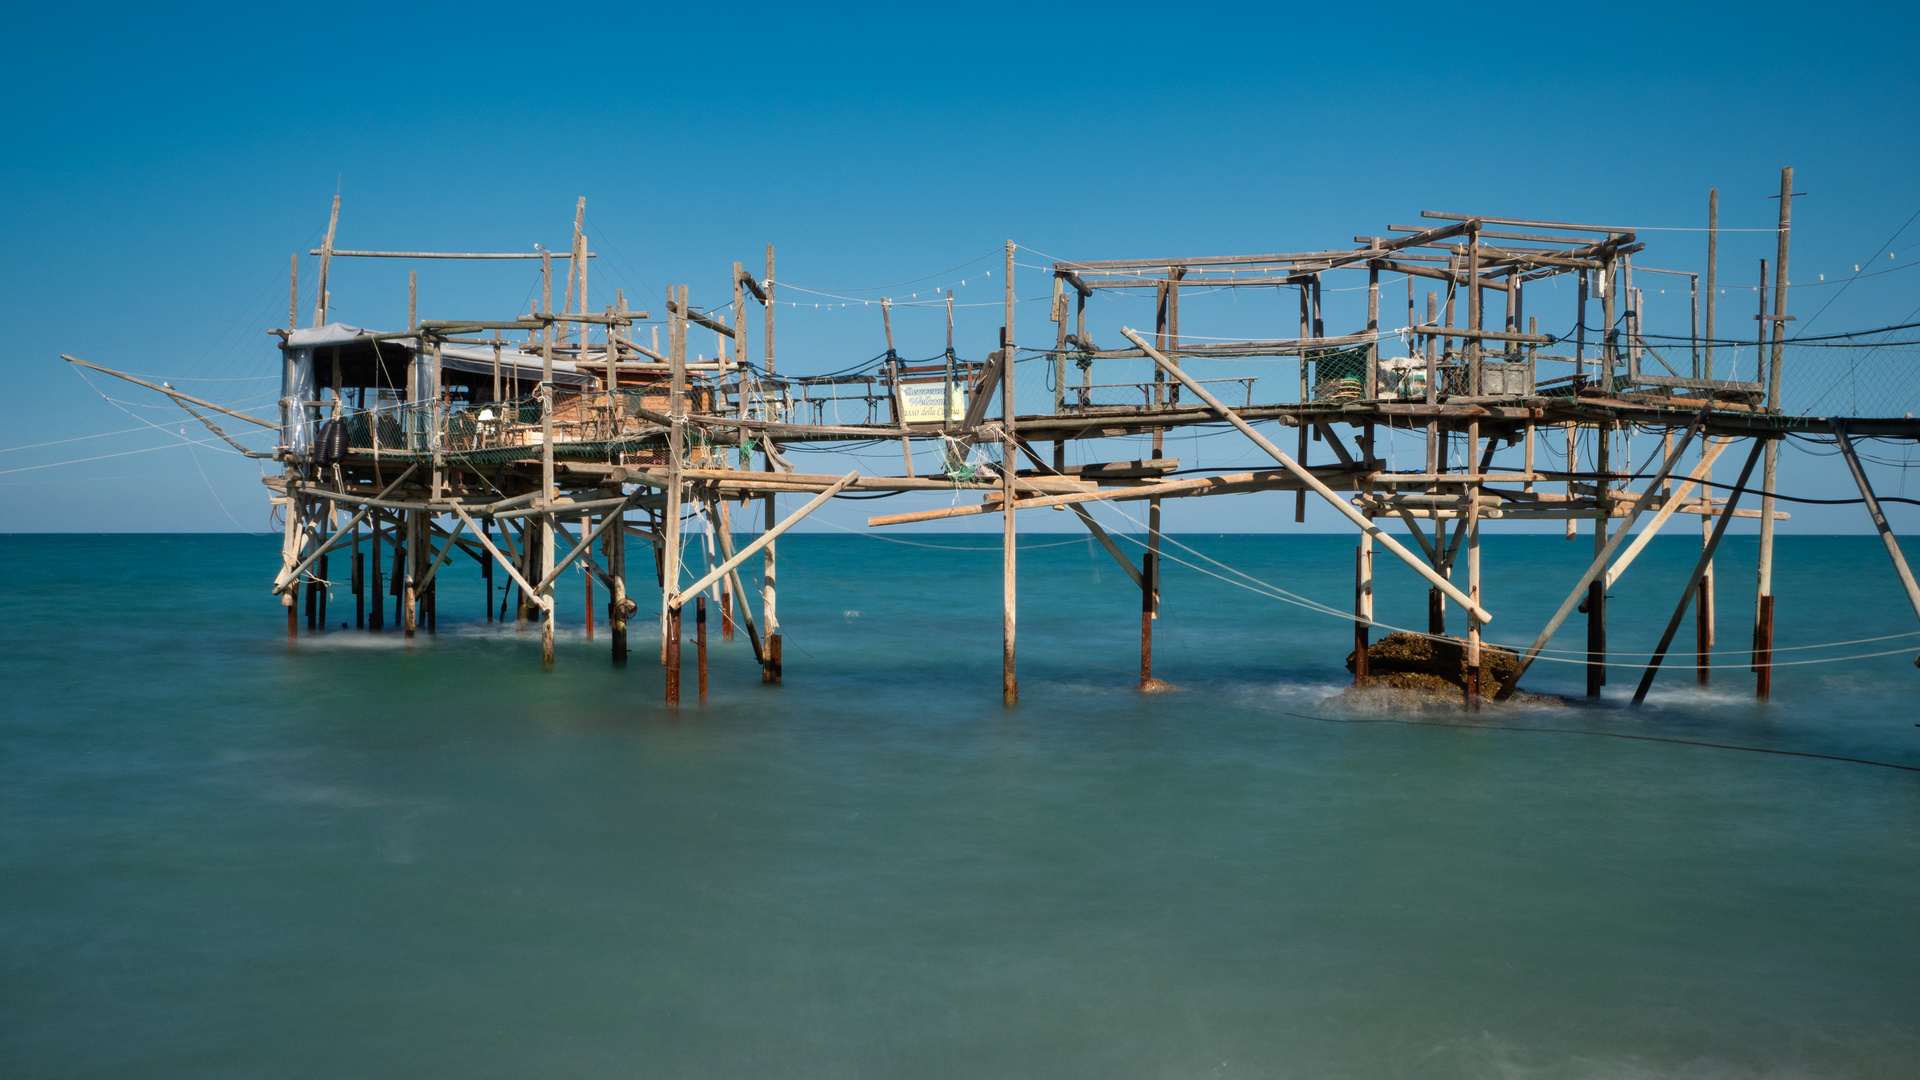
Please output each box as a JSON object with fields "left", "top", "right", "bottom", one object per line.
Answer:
{"left": 1338, "top": 631, "right": 1566, "bottom": 708}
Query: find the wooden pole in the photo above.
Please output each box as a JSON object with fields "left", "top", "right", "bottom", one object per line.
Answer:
{"left": 370, "top": 513, "right": 384, "bottom": 631}
{"left": 716, "top": 500, "right": 735, "bottom": 641}
{"left": 583, "top": 514, "right": 595, "bottom": 640}
{"left": 696, "top": 596, "right": 708, "bottom": 704}
{"left": 1365, "top": 265, "right": 1380, "bottom": 400}
{"left": 540, "top": 270, "right": 558, "bottom": 671}
{"left": 1700, "top": 189, "right": 1719, "bottom": 684}
{"left": 404, "top": 511, "right": 419, "bottom": 639}
{"left": 1466, "top": 226, "right": 1482, "bottom": 395}
{"left": 666, "top": 605, "right": 682, "bottom": 707}
{"left": 1296, "top": 283, "right": 1310, "bottom": 522}
{"left": 1466, "top": 420, "right": 1482, "bottom": 709}
{"left": 1002, "top": 239, "right": 1018, "bottom": 705}
{"left": 665, "top": 285, "right": 687, "bottom": 702}
{"left": 1145, "top": 274, "right": 1175, "bottom": 675}
{"left": 481, "top": 518, "right": 494, "bottom": 623}
{"left": 1354, "top": 522, "right": 1372, "bottom": 685}
{"left": 1755, "top": 166, "right": 1794, "bottom": 701}
{"left": 762, "top": 245, "right": 781, "bottom": 683}
{"left": 610, "top": 504, "right": 629, "bottom": 666}
{"left": 1139, "top": 552, "right": 1156, "bottom": 689}
{"left": 763, "top": 460, "right": 780, "bottom": 683}
{"left": 312, "top": 195, "right": 338, "bottom": 328}
{"left": 1588, "top": 424, "right": 1609, "bottom": 697}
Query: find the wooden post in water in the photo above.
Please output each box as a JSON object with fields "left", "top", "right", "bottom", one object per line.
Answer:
{"left": 1142, "top": 273, "right": 1177, "bottom": 685}
{"left": 1354, "top": 527, "right": 1372, "bottom": 686}
{"left": 763, "top": 477, "right": 780, "bottom": 684}
{"left": 1465, "top": 421, "right": 1482, "bottom": 710}
{"left": 696, "top": 596, "right": 708, "bottom": 704}
{"left": 763, "top": 246, "right": 782, "bottom": 685}
{"left": 1755, "top": 166, "right": 1794, "bottom": 701}
{"left": 609, "top": 505, "right": 629, "bottom": 666}
{"left": 583, "top": 514, "right": 595, "bottom": 641}
{"left": 1587, "top": 424, "right": 1608, "bottom": 697}
{"left": 282, "top": 493, "right": 302, "bottom": 639}
{"left": 1699, "top": 188, "right": 1719, "bottom": 684}
{"left": 540, "top": 299, "right": 557, "bottom": 671}
{"left": 1140, "top": 552, "right": 1156, "bottom": 688}
{"left": 481, "top": 518, "right": 494, "bottom": 623}
{"left": 404, "top": 511, "right": 419, "bottom": 639}
{"left": 665, "top": 285, "right": 688, "bottom": 703}
{"left": 665, "top": 604, "right": 682, "bottom": 706}
{"left": 1002, "top": 239, "right": 1018, "bottom": 705}
{"left": 369, "top": 512, "right": 385, "bottom": 631}
{"left": 717, "top": 498, "right": 735, "bottom": 642}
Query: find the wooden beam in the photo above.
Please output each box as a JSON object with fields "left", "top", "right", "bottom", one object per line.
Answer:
{"left": 738, "top": 267, "right": 767, "bottom": 303}
{"left": 64, "top": 357, "right": 280, "bottom": 429}
{"left": 315, "top": 250, "right": 593, "bottom": 259}
{"left": 666, "top": 300, "right": 735, "bottom": 339}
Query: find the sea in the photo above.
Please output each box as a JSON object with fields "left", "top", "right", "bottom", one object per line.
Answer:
{"left": 3, "top": 531, "right": 1917, "bottom": 1079}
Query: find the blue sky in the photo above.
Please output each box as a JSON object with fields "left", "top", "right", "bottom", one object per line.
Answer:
{"left": 3, "top": 1, "right": 1917, "bottom": 533}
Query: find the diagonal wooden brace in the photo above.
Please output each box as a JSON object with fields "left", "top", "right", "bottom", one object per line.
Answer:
{"left": 1120, "top": 326, "right": 1492, "bottom": 625}
{"left": 1494, "top": 402, "right": 1716, "bottom": 699}
{"left": 671, "top": 472, "right": 858, "bottom": 610}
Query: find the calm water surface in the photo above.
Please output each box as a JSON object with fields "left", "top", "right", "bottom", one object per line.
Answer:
{"left": 3, "top": 532, "right": 1917, "bottom": 1079}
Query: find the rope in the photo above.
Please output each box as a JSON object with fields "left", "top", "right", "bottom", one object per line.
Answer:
{"left": 1081, "top": 502, "right": 1920, "bottom": 670}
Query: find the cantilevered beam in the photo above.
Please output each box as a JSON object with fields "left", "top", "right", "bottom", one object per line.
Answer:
{"left": 65, "top": 356, "right": 279, "bottom": 429}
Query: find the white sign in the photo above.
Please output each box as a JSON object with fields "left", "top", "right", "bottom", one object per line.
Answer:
{"left": 896, "top": 381, "right": 968, "bottom": 424}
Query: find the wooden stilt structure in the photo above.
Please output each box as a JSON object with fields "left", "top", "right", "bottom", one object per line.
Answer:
{"left": 81, "top": 179, "right": 1912, "bottom": 715}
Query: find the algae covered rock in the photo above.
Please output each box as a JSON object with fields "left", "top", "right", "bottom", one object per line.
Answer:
{"left": 1344, "top": 631, "right": 1522, "bottom": 698}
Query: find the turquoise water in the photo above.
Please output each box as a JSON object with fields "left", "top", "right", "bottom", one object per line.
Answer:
{"left": 3, "top": 531, "right": 1917, "bottom": 1079}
